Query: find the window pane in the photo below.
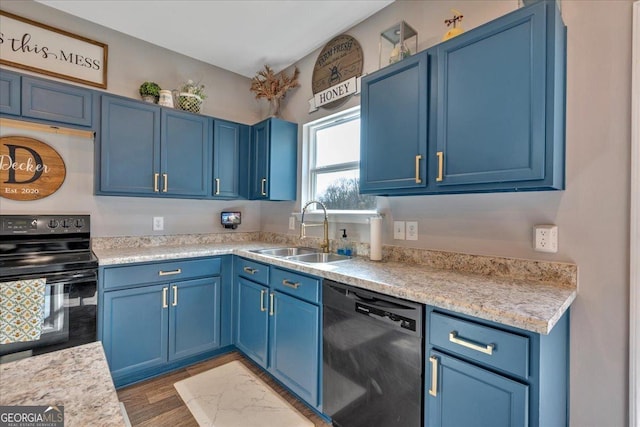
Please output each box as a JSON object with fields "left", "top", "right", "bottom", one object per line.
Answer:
{"left": 315, "top": 169, "right": 376, "bottom": 210}
{"left": 315, "top": 118, "right": 360, "bottom": 167}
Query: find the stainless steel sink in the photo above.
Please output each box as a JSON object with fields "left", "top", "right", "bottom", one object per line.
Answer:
{"left": 251, "top": 247, "right": 320, "bottom": 257}
{"left": 286, "top": 252, "right": 351, "bottom": 264}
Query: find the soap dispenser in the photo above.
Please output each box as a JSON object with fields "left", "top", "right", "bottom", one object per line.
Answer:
{"left": 338, "top": 229, "right": 353, "bottom": 256}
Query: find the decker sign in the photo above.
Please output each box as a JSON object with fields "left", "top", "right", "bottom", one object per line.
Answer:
{"left": 0, "top": 136, "right": 66, "bottom": 201}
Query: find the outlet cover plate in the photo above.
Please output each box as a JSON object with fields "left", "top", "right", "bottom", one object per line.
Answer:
{"left": 153, "top": 216, "right": 164, "bottom": 231}
{"left": 289, "top": 216, "right": 296, "bottom": 230}
{"left": 406, "top": 221, "right": 418, "bottom": 240}
{"left": 534, "top": 224, "right": 558, "bottom": 253}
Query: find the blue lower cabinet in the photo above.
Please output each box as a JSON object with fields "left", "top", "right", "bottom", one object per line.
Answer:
{"left": 235, "top": 277, "right": 269, "bottom": 367}
{"left": 234, "top": 260, "right": 322, "bottom": 411}
{"left": 100, "top": 258, "right": 226, "bottom": 387}
{"left": 102, "top": 284, "right": 169, "bottom": 380}
{"left": 427, "top": 351, "right": 528, "bottom": 427}
{"left": 270, "top": 291, "right": 320, "bottom": 407}
{"left": 169, "top": 277, "right": 220, "bottom": 361}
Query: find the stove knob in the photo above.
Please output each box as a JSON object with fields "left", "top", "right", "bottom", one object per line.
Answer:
{"left": 74, "top": 218, "right": 85, "bottom": 229}
{"left": 61, "top": 219, "right": 72, "bottom": 228}
{"left": 48, "top": 219, "right": 59, "bottom": 229}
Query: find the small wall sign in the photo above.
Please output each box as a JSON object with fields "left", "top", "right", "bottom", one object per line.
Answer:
{"left": 0, "top": 136, "right": 66, "bottom": 201}
{"left": 310, "top": 34, "right": 363, "bottom": 111}
{"left": 0, "top": 11, "right": 108, "bottom": 89}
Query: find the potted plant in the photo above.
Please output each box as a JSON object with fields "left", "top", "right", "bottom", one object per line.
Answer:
{"left": 139, "top": 81, "right": 161, "bottom": 103}
{"left": 177, "top": 80, "right": 206, "bottom": 113}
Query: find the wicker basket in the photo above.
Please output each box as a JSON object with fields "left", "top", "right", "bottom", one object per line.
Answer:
{"left": 177, "top": 93, "right": 202, "bottom": 113}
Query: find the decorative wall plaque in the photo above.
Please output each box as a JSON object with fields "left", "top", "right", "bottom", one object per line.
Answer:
{"left": 0, "top": 136, "right": 66, "bottom": 201}
{"left": 311, "top": 34, "right": 363, "bottom": 110}
{"left": 0, "top": 11, "right": 108, "bottom": 89}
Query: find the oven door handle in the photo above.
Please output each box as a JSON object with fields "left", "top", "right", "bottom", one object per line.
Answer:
{"left": 7, "top": 269, "right": 97, "bottom": 285}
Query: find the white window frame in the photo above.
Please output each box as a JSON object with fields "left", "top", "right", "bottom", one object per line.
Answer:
{"left": 299, "top": 106, "right": 378, "bottom": 223}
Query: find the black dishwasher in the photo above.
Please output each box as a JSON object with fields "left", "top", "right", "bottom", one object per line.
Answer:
{"left": 323, "top": 280, "right": 424, "bottom": 427}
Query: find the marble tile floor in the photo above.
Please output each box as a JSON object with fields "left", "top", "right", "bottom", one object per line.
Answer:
{"left": 117, "top": 352, "right": 330, "bottom": 427}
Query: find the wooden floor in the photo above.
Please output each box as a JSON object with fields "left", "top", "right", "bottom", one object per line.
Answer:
{"left": 117, "top": 351, "right": 331, "bottom": 427}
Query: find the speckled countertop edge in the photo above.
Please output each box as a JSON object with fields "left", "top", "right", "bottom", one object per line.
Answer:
{"left": 0, "top": 342, "right": 126, "bottom": 427}
{"left": 93, "top": 242, "right": 576, "bottom": 335}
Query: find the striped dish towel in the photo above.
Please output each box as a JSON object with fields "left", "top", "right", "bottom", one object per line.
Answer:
{"left": 0, "top": 278, "right": 47, "bottom": 344}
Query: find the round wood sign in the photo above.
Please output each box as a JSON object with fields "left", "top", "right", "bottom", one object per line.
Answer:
{"left": 0, "top": 136, "right": 66, "bottom": 201}
{"left": 312, "top": 34, "right": 363, "bottom": 109}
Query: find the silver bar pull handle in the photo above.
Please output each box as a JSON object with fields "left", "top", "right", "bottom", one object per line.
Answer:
{"left": 429, "top": 355, "right": 438, "bottom": 396}
{"left": 269, "top": 293, "right": 275, "bottom": 316}
{"left": 282, "top": 279, "right": 300, "bottom": 289}
{"left": 172, "top": 285, "right": 178, "bottom": 306}
{"left": 162, "top": 287, "right": 168, "bottom": 308}
{"left": 260, "top": 289, "right": 266, "bottom": 312}
{"left": 449, "top": 331, "right": 495, "bottom": 355}
{"left": 159, "top": 268, "right": 182, "bottom": 276}
{"left": 243, "top": 266, "right": 257, "bottom": 275}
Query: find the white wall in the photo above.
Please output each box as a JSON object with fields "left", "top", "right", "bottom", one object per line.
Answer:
{"left": 267, "top": 1, "right": 633, "bottom": 426}
{"left": 0, "top": 0, "right": 265, "bottom": 237}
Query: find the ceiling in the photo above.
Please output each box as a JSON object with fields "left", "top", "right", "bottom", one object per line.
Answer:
{"left": 36, "top": 0, "right": 394, "bottom": 78}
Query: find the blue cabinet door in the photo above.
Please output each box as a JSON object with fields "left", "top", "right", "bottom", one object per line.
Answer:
{"left": 249, "top": 118, "right": 297, "bottom": 200}
{"left": 269, "top": 291, "right": 320, "bottom": 408}
{"left": 435, "top": 1, "right": 565, "bottom": 192}
{"left": 100, "top": 95, "right": 161, "bottom": 195}
{"left": 21, "top": 76, "right": 93, "bottom": 126}
{"left": 161, "top": 109, "right": 211, "bottom": 197}
{"left": 102, "top": 284, "right": 168, "bottom": 380}
{"left": 235, "top": 277, "right": 269, "bottom": 368}
{"left": 360, "top": 51, "right": 429, "bottom": 194}
{"left": 427, "top": 351, "right": 528, "bottom": 427}
{"left": 213, "top": 119, "right": 249, "bottom": 199}
{"left": 0, "top": 69, "right": 20, "bottom": 116}
{"left": 169, "top": 277, "right": 220, "bottom": 361}
{"left": 250, "top": 120, "right": 270, "bottom": 200}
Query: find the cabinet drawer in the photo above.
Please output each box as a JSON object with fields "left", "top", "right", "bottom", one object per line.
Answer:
{"left": 271, "top": 268, "right": 319, "bottom": 304}
{"left": 103, "top": 258, "right": 221, "bottom": 290}
{"left": 236, "top": 258, "right": 269, "bottom": 285}
{"left": 429, "top": 311, "right": 529, "bottom": 379}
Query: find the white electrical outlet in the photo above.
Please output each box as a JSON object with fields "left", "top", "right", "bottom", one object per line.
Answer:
{"left": 393, "top": 221, "right": 405, "bottom": 240}
{"left": 534, "top": 224, "right": 558, "bottom": 253}
{"left": 289, "top": 216, "right": 296, "bottom": 230}
{"left": 406, "top": 221, "right": 418, "bottom": 240}
{"left": 153, "top": 216, "right": 164, "bottom": 231}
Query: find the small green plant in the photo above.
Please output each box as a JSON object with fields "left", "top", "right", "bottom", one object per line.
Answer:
{"left": 139, "top": 81, "right": 161, "bottom": 98}
{"left": 179, "top": 79, "right": 206, "bottom": 100}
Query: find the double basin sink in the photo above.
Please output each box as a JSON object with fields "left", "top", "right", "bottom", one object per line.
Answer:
{"left": 251, "top": 247, "right": 351, "bottom": 264}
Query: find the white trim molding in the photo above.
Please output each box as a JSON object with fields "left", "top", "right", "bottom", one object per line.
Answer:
{"left": 631, "top": 2, "right": 640, "bottom": 427}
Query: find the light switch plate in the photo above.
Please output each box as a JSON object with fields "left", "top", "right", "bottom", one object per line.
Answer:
{"left": 393, "top": 221, "right": 405, "bottom": 240}
{"left": 289, "top": 216, "right": 296, "bottom": 230}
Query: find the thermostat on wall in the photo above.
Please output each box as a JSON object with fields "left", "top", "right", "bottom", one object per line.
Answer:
{"left": 221, "top": 211, "right": 241, "bottom": 229}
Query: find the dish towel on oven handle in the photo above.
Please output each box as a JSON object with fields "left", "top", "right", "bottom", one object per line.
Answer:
{"left": 0, "top": 278, "right": 47, "bottom": 344}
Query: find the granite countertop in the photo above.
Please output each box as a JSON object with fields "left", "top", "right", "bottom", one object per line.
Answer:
{"left": 0, "top": 342, "right": 126, "bottom": 427}
{"left": 93, "top": 241, "right": 576, "bottom": 335}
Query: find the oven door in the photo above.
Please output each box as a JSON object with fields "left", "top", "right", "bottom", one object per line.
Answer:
{"left": 0, "top": 269, "right": 97, "bottom": 361}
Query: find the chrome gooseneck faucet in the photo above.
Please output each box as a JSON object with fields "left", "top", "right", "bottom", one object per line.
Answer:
{"left": 300, "top": 200, "right": 330, "bottom": 253}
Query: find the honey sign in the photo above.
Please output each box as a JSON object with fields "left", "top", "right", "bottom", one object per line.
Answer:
{"left": 0, "top": 136, "right": 66, "bottom": 200}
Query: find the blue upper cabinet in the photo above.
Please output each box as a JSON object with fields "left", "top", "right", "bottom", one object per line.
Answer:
{"left": 249, "top": 118, "right": 298, "bottom": 201}
{"left": 434, "top": 0, "right": 565, "bottom": 192}
{"left": 21, "top": 76, "right": 93, "bottom": 127}
{"left": 359, "top": 0, "right": 565, "bottom": 196}
{"left": 0, "top": 69, "right": 21, "bottom": 116}
{"left": 213, "top": 119, "right": 250, "bottom": 199}
{"left": 100, "top": 95, "right": 161, "bottom": 195}
{"left": 360, "top": 50, "right": 430, "bottom": 195}
{"left": 99, "top": 95, "right": 212, "bottom": 198}
{"left": 161, "top": 109, "right": 211, "bottom": 197}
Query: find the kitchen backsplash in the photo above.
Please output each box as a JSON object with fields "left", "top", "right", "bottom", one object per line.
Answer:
{"left": 92, "top": 231, "right": 577, "bottom": 288}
